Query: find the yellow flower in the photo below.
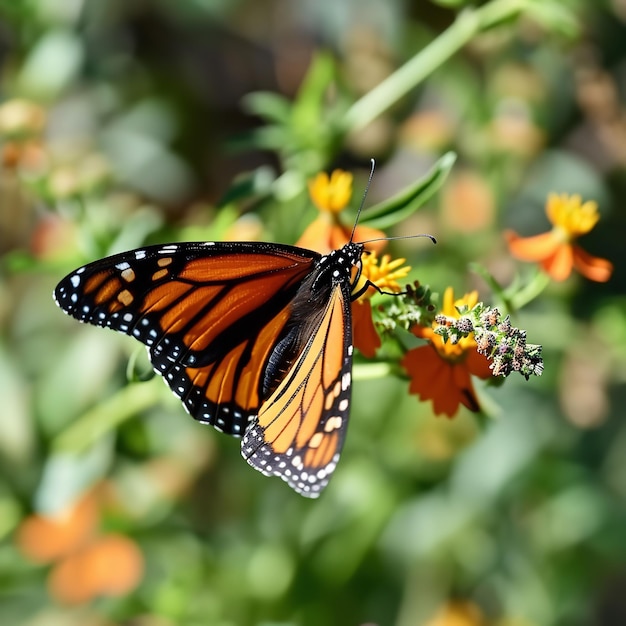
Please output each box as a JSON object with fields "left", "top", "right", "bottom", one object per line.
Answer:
{"left": 297, "top": 168, "right": 386, "bottom": 255}
{"left": 547, "top": 193, "right": 599, "bottom": 237}
{"left": 359, "top": 251, "right": 411, "bottom": 298}
{"left": 505, "top": 193, "right": 613, "bottom": 282}
{"left": 307, "top": 170, "right": 353, "bottom": 213}
{"left": 427, "top": 288, "right": 481, "bottom": 359}
{"left": 352, "top": 252, "right": 411, "bottom": 358}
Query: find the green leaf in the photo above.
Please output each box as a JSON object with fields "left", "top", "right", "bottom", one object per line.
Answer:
{"left": 291, "top": 51, "right": 336, "bottom": 132}
{"left": 52, "top": 379, "right": 162, "bottom": 454}
{"left": 35, "top": 442, "right": 114, "bottom": 515}
{"left": 217, "top": 166, "right": 276, "bottom": 207}
{"left": 360, "top": 152, "right": 456, "bottom": 229}
{"left": 430, "top": 0, "right": 472, "bottom": 7}
{"left": 241, "top": 91, "right": 293, "bottom": 125}
{"left": 469, "top": 262, "right": 509, "bottom": 304}
{"left": 525, "top": 0, "right": 580, "bottom": 39}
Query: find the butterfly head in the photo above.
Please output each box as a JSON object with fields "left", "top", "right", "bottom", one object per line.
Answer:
{"left": 312, "top": 242, "right": 365, "bottom": 291}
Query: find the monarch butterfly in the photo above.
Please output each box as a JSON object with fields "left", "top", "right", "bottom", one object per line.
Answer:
{"left": 54, "top": 236, "right": 377, "bottom": 497}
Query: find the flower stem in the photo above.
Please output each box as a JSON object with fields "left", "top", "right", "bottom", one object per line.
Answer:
{"left": 342, "top": 0, "right": 527, "bottom": 133}
{"left": 353, "top": 362, "right": 394, "bottom": 380}
{"left": 53, "top": 379, "right": 162, "bottom": 453}
{"left": 509, "top": 270, "right": 551, "bottom": 311}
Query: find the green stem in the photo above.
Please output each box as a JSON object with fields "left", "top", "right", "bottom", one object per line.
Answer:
{"left": 53, "top": 379, "right": 162, "bottom": 453}
{"left": 353, "top": 362, "right": 394, "bottom": 381}
{"left": 509, "top": 270, "right": 551, "bottom": 311}
{"left": 342, "top": 0, "right": 527, "bottom": 133}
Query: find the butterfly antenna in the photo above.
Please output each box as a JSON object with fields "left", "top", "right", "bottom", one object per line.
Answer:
{"left": 358, "top": 233, "right": 437, "bottom": 245}
{"left": 350, "top": 158, "right": 376, "bottom": 243}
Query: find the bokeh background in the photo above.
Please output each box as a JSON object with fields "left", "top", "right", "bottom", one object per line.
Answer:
{"left": 1, "top": 1, "right": 625, "bottom": 625}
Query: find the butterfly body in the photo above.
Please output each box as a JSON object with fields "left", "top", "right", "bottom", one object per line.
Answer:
{"left": 54, "top": 240, "right": 367, "bottom": 497}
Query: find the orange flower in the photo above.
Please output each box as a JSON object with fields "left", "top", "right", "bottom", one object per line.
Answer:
{"left": 505, "top": 193, "right": 613, "bottom": 282}
{"left": 352, "top": 251, "right": 411, "bottom": 357}
{"left": 47, "top": 535, "right": 144, "bottom": 605}
{"left": 16, "top": 489, "right": 99, "bottom": 563}
{"left": 297, "top": 169, "right": 386, "bottom": 254}
{"left": 401, "top": 288, "right": 492, "bottom": 417}
{"left": 15, "top": 487, "right": 144, "bottom": 605}
{"left": 352, "top": 299, "right": 381, "bottom": 358}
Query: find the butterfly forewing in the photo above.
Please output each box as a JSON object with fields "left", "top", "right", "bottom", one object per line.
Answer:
{"left": 54, "top": 242, "right": 318, "bottom": 435}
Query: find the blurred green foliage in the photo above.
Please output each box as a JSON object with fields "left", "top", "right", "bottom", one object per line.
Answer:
{"left": 1, "top": 0, "right": 625, "bottom": 625}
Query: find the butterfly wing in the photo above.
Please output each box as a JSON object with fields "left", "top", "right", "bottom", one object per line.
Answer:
{"left": 54, "top": 241, "right": 319, "bottom": 436}
{"left": 242, "top": 278, "right": 353, "bottom": 498}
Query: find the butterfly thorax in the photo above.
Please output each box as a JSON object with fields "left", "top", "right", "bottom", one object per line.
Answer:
{"left": 311, "top": 242, "right": 365, "bottom": 295}
{"left": 261, "top": 242, "right": 363, "bottom": 398}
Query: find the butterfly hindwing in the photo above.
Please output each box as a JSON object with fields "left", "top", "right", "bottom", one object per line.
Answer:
{"left": 241, "top": 253, "right": 356, "bottom": 498}
{"left": 54, "top": 241, "right": 318, "bottom": 436}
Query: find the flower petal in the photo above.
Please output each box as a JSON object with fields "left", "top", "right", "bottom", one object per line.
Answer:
{"left": 465, "top": 349, "right": 493, "bottom": 379}
{"left": 297, "top": 216, "right": 388, "bottom": 256}
{"left": 432, "top": 370, "right": 467, "bottom": 417}
{"left": 401, "top": 346, "right": 468, "bottom": 418}
{"left": 572, "top": 245, "right": 613, "bottom": 282}
{"left": 542, "top": 244, "right": 573, "bottom": 281}
{"left": 441, "top": 286, "right": 455, "bottom": 316}
{"left": 451, "top": 364, "right": 481, "bottom": 413}
{"left": 505, "top": 229, "right": 560, "bottom": 262}
{"left": 351, "top": 224, "right": 387, "bottom": 254}
{"left": 308, "top": 170, "right": 353, "bottom": 213}
{"left": 546, "top": 193, "right": 600, "bottom": 236}
{"left": 352, "top": 299, "right": 381, "bottom": 358}
{"left": 296, "top": 216, "right": 342, "bottom": 254}
{"left": 402, "top": 345, "right": 443, "bottom": 394}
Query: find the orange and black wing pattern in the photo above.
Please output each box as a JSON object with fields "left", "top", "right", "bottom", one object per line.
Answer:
{"left": 55, "top": 239, "right": 368, "bottom": 497}
{"left": 54, "top": 242, "right": 318, "bottom": 436}
{"left": 242, "top": 278, "right": 354, "bottom": 497}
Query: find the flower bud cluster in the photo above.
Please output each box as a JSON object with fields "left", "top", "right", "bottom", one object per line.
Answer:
{"left": 434, "top": 304, "right": 544, "bottom": 380}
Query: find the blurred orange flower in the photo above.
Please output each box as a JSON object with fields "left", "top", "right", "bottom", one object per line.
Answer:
{"left": 401, "top": 288, "right": 492, "bottom": 417}
{"left": 297, "top": 169, "right": 385, "bottom": 254}
{"left": 15, "top": 487, "right": 144, "bottom": 605}
{"left": 47, "top": 535, "right": 143, "bottom": 606}
{"left": 505, "top": 193, "right": 613, "bottom": 282}
{"left": 16, "top": 489, "right": 99, "bottom": 564}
